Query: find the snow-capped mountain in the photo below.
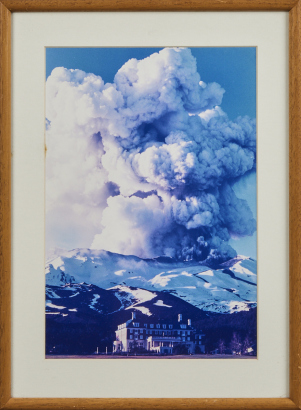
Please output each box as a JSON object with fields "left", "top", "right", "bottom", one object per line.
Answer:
{"left": 46, "top": 282, "right": 210, "bottom": 325}
{"left": 46, "top": 249, "right": 257, "bottom": 314}
{"left": 46, "top": 283, "right": 122, "bottom": 317}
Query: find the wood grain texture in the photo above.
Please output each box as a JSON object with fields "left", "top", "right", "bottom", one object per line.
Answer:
{"left": 0, "top": 2, "right": 11, "bottom": 409}
{"left": 0, "top": 0, "right": 300, "bottom": 409}
{"left": 0, "top": 398, "right": 299, "bottom": 410}
{"left": 0, "top": 0, "right": 298, "bottom": 11}
{"left": 290, "top": 1, "right": 301, "bottom": 407}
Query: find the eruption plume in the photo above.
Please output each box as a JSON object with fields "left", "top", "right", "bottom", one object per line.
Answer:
{"left": 46, "top": 47, "right": 256, "bottom": 265}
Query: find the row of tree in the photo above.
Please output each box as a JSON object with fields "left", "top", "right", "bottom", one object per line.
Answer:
{"left": 216, "top": 333, "right": 255, "bottom": 355}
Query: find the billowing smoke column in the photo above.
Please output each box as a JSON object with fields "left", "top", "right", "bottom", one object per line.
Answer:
{"left": 46, "top": 47, "right": 256, "bottom": 265}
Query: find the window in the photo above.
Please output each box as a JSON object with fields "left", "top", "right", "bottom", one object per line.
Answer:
{"left": 162, "top": 324, "right": 166, "bottom": 329}
{"left": 182, "top": 331, "right": 185, "bottom": 335}
{"left": 159, "top": 331, "right": 162, "bottom": 335}
{"left": 187, "top": 331, "right": 190, "bottom": 335}
{"left": 182, "top": 337, "right": 185, "bottom": 341}
{"left": 133, "top": 323, "right": 139, "bottom": 327}
{"left": 135, "top": 336, "right": 138, "bottom": 340}
{"left": 140, "top": 329, "right": 143, "bottom": 333}
{"left": 130, "top": 329, "right": 133, "bottom": 333}
{"left": 155, "top": 331, "right": 158, "bottom": 335}
{"left": 135, "top": 330, "right": 138, "bottom": 334}
{"left": 187, "top": 337, "right": 190, "bottom": 341}
{"left": 169, "top": 325, "right": 173, "bottom": 329}
{"left": 156, "top": 324, "right": 160, "bottom": 329}
{"left": 150, "top": 324, "right": 154, "bottom": 328}
{"left": 130, "top": 335, "right": 133, "bottom": 339}
{"left": 178, "top": 330, "right": 181, "bottom": 335}
{"left": 140, "top": 335, "right": 143, "bottom": 339}
{"left": 180, "top": 324, "right": 187, "bottom": 329}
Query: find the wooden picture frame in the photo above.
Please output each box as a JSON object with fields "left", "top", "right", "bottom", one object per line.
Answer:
{"left": 0, "top": 1, "right": 299, "bottom": 409}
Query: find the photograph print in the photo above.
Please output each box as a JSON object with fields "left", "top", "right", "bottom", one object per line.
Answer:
{"left": 45, "top": 47, "right": 257, "bottom": 358}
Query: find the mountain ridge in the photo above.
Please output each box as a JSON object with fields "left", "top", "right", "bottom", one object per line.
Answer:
{"left": 45, "top": 248, "right": 257, "bottom": 314}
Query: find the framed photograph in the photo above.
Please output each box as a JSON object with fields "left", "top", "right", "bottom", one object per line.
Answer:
{"left": 0, "top": 1, "right": 299, "bottom": 409}
{"left": 45, "top": 45, "right": 257, "bottom": 360}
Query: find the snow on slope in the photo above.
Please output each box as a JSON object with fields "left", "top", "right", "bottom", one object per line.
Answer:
{"left": 108, "top": 285, "right": 157, "bottom": 309}
{"left": 46, "top": 249, "right": 157, "bottom": 288}
{"left": 45, "top": 249, "right": 257, "bottom": 314}
{"left": 147, "top": 257, "right": 257, "bottom": 312}
{"left": 45, "top": 282, "right": 122, "bottom": 316}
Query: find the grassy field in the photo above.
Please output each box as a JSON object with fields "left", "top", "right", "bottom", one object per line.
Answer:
{"left": 46, "top": 354, "right": 256, "bottom": 359}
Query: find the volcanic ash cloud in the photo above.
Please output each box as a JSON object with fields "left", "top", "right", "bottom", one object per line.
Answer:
{"left": 46, "top": 47, "right": 256, "bottom": 265}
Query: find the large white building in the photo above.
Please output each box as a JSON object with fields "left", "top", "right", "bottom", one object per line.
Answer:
{"left": 113, "top": 311, "right": 205, "bottom": 354}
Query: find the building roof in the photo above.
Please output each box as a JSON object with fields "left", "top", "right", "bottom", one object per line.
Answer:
{"left": 117, "top": 311, "right": 196, "bottom": 330}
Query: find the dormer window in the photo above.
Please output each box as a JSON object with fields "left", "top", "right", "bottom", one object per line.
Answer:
{"left": 150, "top": 324, "right": 154, "bottom": 328}
{"left": 133, "top": 323, "right": 139, "bottom": 327}
{"left": 162, "top": 324, "right": 166, "bottom": 329}
{"left": 156, "top": 324, "right": 160, "bottom": 329}
{"left": 169, "top": 325, "right": 173, "bottom": 329}
{"left": 144, "top": 324, "right": 147, "bottom": 328}
{"left": 180, "top": 324, "right": 187, "bottom": 329}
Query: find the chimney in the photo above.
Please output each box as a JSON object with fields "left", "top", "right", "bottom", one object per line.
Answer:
{"left": 188, "top": 319, "right": 191, "bottom": 326}
{"left": 178, "top": 314, "right": 182, "bottom": 322}
{"left": 132, "top": 311, "right": 136, "bottom": 320}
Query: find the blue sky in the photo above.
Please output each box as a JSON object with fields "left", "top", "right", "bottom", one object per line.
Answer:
{"left": 46, "top": 47, "right": 257, "bottom": 259}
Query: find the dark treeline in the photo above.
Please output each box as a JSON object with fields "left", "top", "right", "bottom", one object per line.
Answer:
{"left": 194, "top": 307, "right": 257, "bottom": 355}
{"left": 46, "top": 307, "right": 257, "bottom": 356}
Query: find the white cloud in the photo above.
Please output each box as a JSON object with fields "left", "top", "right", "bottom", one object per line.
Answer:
{"left": 46, "top": 47, "right": 256, "bottom": 264}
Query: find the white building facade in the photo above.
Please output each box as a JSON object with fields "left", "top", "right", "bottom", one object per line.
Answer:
{"left": 113, "top": 312, "right": 205, "bottom": 354}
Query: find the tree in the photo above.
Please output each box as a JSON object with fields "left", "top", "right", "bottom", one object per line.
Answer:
{"left": 242, "top": 335, "right": 252, "bottom": 355}
{"left": 230, "top": 332, "right": 242, "bottom": 355}
{"left": 173, "top": 343, "right": 189, "bottom": 355}
{"left": 129, "top": 339, "right": 138, "bottom": 352}
{"left": 129, "top": 339, "right": 147, "bottom": 354}
{"left": 195, "top": 345, "right": 202, "bottom": 354}
{"left": 218, "top": 339, "right": 226, "bottom": 354}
